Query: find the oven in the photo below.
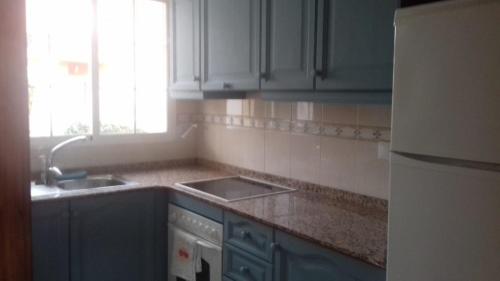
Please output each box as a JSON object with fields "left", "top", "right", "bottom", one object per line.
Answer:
{"left": 168, "top": 204, "right": 223, "bottom": 281}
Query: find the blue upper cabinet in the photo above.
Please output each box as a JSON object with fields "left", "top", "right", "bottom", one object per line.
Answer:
{"left": 315, "top": 0, "right": 397, "bottom": 91}
{"left": 260, "top": 0, "right": 316, "bottom": 90}
{"left": 274, "top": 231, "right": 386, "bottom": 281}
{"left": 201, "top": 0, "right": 261, "bottom": 91}
{"left": 169, "top": 0, "right": 201, "bottom": 91}
{"left": 69, "top": 191, "right": 157, "bottom": 281}
{"left": 170, "top": 0, "right": 398, "bottom": 103}
{"left": 32, "top": 201, "right": 70, "bottom": 281}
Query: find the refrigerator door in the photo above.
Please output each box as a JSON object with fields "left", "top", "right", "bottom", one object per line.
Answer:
{"left": 391, "top": 0, "right": 500, "bottom": 164}
{"left": 387, "top": 153, "right": 500, "bottom": 281}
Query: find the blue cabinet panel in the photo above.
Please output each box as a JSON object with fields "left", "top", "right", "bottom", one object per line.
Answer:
{"left": 274, "top": 231, "right": 385, "bottom": 281}
{"left": 224, "top": 243, "right": 273, "bottom": 281}
{"left": 153, "top": 190, "right": 169, "bottom": 281}
{"left": 70, "top": 191, "right": 156, "bottom": 281}
{"left": 169, "top": 191, "right": 223, "bottom": 222}
{"left": 169, "top": 0, "right": 201, "bottom": 91}
{"left": 32, "top": 200, "right": 70, "bottom": 281}
{"left": 315, "top": 0, "right": 397, "bottom": 91}
{"left": 224, "top": 212, "right": 274, "bottom": 262}
{"left": 201, "top": 0, "right": 261, "bottom": 91}
{"left": 260, "top": 0, "right": 316, "bottom": 90}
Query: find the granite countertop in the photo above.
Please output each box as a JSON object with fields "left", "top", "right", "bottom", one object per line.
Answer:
{"left": 31, "top": 163, "right": 388, "bottom": 269}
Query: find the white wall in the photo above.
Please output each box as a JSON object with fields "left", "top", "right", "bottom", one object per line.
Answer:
{"left": 30, "top": 100, "right": 199, "bottom": 172}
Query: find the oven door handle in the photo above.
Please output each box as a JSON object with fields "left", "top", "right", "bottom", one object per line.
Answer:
{"left": 196, "top": 239, "right": 222, "bottom": 251}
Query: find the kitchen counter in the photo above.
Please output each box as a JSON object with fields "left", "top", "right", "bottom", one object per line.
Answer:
{"left": 31, "top": 162, "right": 387, "bottom": 269}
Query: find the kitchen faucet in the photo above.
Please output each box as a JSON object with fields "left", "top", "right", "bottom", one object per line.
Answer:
{"left": 45, "top": 135, "right": 93, "bottom": 185}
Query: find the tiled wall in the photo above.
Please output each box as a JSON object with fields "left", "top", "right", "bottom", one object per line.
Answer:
{"left": 178, "top": 100, "right": 392, "bottom": 200}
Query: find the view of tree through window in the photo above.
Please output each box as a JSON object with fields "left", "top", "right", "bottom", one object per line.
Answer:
{"left": 26, "top": 0, "right": 167, "bottom": 137}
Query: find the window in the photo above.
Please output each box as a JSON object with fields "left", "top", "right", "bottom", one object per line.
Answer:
{"left": 26, "top": 0, "right": 168, "bottom": 138}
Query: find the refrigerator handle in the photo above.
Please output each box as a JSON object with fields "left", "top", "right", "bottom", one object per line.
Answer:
{"left": 392, "top": 151, "right": 500, "bottom": 173}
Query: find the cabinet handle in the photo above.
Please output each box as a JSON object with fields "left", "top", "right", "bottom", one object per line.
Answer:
{"left": 193, "top": 76, "right": 200, "bottom": 81}
{"left": 260, "top": 72, "right": 269, "bottom": 81}
{"left": 314, "top": 69, "right": 325, "bottom": 80}
{"left": 239, "top": 266, "right": 249, "bottom": 274}
{"left": 240, "top": 230, "right": 250, "bottom": 239}
{"left": 270, "top": 242, "right": 280, "bottom": 251}
{"left": 222, "top": 82, "right": 232, "bottom": 89}
{"left": 316, "top": 0, "right": 329, "bottom": 82}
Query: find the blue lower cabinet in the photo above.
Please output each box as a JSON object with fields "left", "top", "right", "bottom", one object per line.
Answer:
{"left": 224, "top": 243, "right": 273, "bottom": 281}
{"left": 153, "top": 190, "right": 169, "bottom": 281}
{"left": 274, "top": 231, "right": 385, "bottom": 281}
{"left": 69, "top": 191, "right": 159, "bottom": 281}
{"left": 32, "top": 190, "right": 167, "bottom": 281}
{"left": 32, "top": 200, "right": 70, "bottom": 281}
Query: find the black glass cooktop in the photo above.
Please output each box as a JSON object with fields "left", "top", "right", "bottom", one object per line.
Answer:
{"left": 175, "top": 176, "right": 295, "bottom": 202}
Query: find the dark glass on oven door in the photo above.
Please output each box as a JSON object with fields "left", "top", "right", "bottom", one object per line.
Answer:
{"left": 177, "top": 259, "right": 210, "bottom": 281}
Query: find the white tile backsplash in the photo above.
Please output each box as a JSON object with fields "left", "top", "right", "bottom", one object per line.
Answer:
{"left": 242, "top": 99, "right": 266, "bottom": 118}
{"left": 192, "top": 100, "right": 391, "bottom": 199}
{"left": 290, "top": 133, "right": 321, "bottom": 184}
{"left": 354, "top": 141, "right": 390, "bottom": 199}
{"left": 292, "top": 102, "right": 322, "bottom": 121}
{"left": 320, "top": 137, "right": 356, "bottom": 193}
{"left": 358, "top": 105, "right": 392, "bottom": 127}
{"left": 264, "top": 130, "right": 291, "bottom": 178}
{"left": 323, "top": 104, "right": 357, "bottom": 124}
{"left": 266, "top": 101, "right": 293, "bottom": 120}
{"left": 241, "top": 128, "right": 266, "bottom": 172}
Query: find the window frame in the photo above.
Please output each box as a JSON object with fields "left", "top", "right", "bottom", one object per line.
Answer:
{"left": 28, "top": 0, "right": 172, "bottom": 147}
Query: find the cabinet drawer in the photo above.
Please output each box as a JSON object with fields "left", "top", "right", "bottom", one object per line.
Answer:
{"left": 224, "top": 243, "right": 272, "bottom": 281}
{"left": 224, "top": 212, "right": 274, "bottom": 261}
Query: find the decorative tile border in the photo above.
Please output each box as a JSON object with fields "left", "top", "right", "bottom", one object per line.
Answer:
{"left": 178, "top": 113, "right": 391, "bottom": 142}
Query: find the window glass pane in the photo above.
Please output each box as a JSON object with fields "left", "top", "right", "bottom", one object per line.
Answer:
{"left": 26, "top": 0, "right": 93, "bottom": 137}
{"left": 135, "top": 0, "right": 168, "bottom": 133}
{"left": 98, "top": 0, "right": 136, "bottom": 134}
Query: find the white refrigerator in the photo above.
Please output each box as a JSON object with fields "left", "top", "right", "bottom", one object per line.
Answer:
{"left": 387, "top": 0, "right": 500, "bottom": 281}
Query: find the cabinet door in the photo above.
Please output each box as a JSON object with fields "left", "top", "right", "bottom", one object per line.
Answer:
{"left": 70, "top": 191, "right": 156, "bottom": 281}
{"left": 32, "top": 201, "right": 70, "bottom": 281}
{"left": 315, "top": 0, "right": 397, "bottom": 91}
{"left": 274, "top": 231, "right": 385, "bottom": 281}
{"left": 201, "top": 0, "right": 260, "bottom": 91}
{"left": 169, "top": 0, "right": 201, "bottom": 90}
{"left": 261, "top": 0, "right": 315, "bottom": 90}
{"left": 153, "top": 190, "right": 169, "bottom": 281}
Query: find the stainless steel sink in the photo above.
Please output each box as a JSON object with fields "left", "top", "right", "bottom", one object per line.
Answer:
{"left": 57, "top": 176, "right": 134, "bottom": 190}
